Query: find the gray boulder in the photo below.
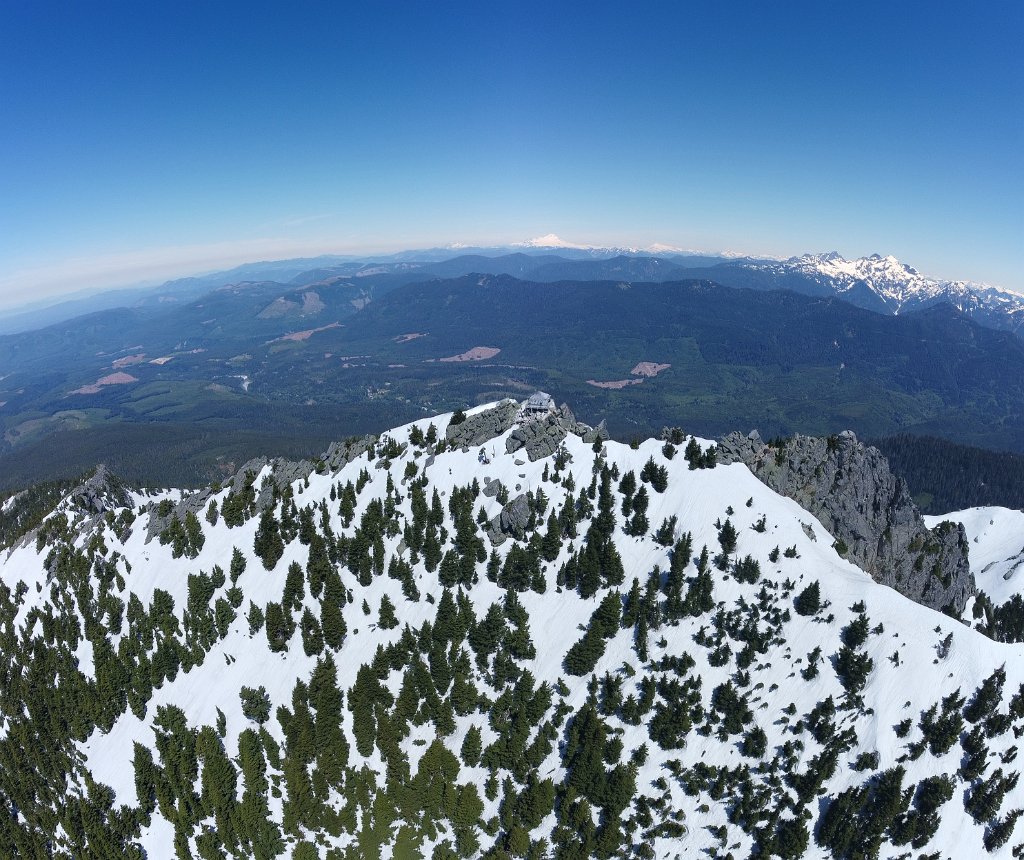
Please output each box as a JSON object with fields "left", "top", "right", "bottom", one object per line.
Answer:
{"left": 718, "top": 429, "right": 974, "bottom": 614}
{"left": 486, "top": 494, "right": 532, "bottom": 546}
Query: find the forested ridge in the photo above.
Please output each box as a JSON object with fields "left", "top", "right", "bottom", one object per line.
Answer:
{"left": 1, "top": 406, "right": 1023, "bottom": 858}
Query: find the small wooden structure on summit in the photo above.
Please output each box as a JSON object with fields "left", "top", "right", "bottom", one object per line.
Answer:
{"left": 523, "top": 391, "right": 556, "bottom": 417}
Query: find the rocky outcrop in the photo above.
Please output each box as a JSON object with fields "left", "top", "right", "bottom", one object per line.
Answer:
{"left": 443, "top": 398, "right": 607, "bottom": 462}
{"left": 719, "top": 429, "right": 974, "bottom": 614}
{"left": 446, "top": 400, "right": 519, "bottom": 448}
{"left": 323, "top": 436, "right": 376, "bottom": 472}
{"left": 505, "top": 412, "right": 608, "bottom": 462}
{"left": 486, "top": 494, "right": 532, "bottom": 546}
{"left": 506, "top": 415, "right": 569, "bottom": 461}
{"left": 147, "top": 435, "right": 377, "bottom": 542}
{"left": 582, "top": 419, "right": 610, "bottom": 445}
{"left": 67, "top": 465, "right": 133, "bottom": 516}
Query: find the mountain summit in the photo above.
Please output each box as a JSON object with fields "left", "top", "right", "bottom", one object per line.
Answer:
{"left": 3, "top": 398, "right": 1024, "bottom": 857}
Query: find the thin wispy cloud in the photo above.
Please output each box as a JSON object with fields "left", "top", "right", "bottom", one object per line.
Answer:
{"left": 276, "top": 213, "right": 341, "bottom": 228}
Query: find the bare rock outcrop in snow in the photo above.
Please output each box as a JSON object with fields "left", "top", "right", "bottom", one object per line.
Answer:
{"left": 446, "top": 400, "right": 519, "bottom": 448}
{"left": 505, "top": 410, "right": 608, "bottom": 462}
{"left": 486, "top": 493, "right": 532, "bottom": 545}
{"left": 719, "top": 429, "right": 974, "bottom": 613}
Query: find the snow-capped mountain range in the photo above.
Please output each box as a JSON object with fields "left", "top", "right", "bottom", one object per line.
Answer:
{"left": 497, "top": 239, "right": 1024, "bottom": 335}
{"left": 512, "top": 233, "right": 686, "bottom": 256}
{"left": 767, "top": 252, "right": 1024, "bottom": 322}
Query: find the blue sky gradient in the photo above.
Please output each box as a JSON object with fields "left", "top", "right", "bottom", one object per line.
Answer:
{"left": 1, "top": 1, "right": 1021, "bottom": 306}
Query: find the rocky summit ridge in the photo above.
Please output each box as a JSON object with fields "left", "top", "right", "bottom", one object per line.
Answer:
{"left": 718, "top": 428, "right": 973, "bottom": 613}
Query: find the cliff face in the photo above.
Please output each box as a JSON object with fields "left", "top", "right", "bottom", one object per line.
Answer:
{"left": 719, "top": 429, "right": 974, "bottom": 614}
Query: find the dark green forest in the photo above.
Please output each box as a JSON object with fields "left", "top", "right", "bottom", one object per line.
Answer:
{"left": 871, "top": 435, "right": 1024, "bottom": 514}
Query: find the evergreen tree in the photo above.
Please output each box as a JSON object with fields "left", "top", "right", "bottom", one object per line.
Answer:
{"left": 379, "top": 594, "right": 399, "bottom": 629}
{"left": 794, "top": 580, "right": 822, "bottom": 616}
{"left": 300, "top": 608, "right": 324, "bottom": 656}
{"left": 461, "top": 725, "right": 483, "bottom": 767}
{"left": 717, "top": 518, "right": 737, "bottom": 555}
{"left": 321, "top": 574, "right": 347, "bottom": 650}
{"left": 264, "top": 601, "right": 293, "bottom": 652}
{"left": 240, "top": 686, "right": 271, "bottom": 724}
{"left": 229, "top": 547, "right": 247, "bottom": 583}
{"left": 253, "top": 507, "right": 284, "bottom": 571}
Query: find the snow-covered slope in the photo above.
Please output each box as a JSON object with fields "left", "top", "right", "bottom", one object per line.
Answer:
{"left": 4, "top": 403, "right": 1024, "bottom": 858}
{"left": 927, "top": 506, "right": 1024, "bottom": 610}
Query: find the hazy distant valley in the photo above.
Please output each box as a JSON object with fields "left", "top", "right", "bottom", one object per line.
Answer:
{"left": 3, "top": 247, "right": 1024, "bottom": 502}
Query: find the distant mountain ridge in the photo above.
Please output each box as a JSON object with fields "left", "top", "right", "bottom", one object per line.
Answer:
{"left": 746, "top": 252, "right": 1024, "bottom": 333}
{"left": 5, "top": 241, "right": 1020, "bottom": 337}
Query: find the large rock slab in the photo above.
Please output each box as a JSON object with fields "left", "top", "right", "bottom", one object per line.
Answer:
{"left": 67, "top": 464, "right": 133, "bottom": 516}
{"left": 506, "top": 414, "right": 570, "bottom": 461}
{"left": 446, "top": 400, "right": 519, "bottom": 448}
{"left": 719, "top": 429, "right": 974, "bottom": 614}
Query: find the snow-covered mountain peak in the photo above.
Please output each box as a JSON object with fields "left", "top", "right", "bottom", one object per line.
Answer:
{"left": 5, "top": 400, "right": 1024, "bottom": 857}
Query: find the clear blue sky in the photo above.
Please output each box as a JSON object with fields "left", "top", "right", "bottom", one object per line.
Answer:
{"left": 0, "top": 0, "right": 1021, "bottom": 307}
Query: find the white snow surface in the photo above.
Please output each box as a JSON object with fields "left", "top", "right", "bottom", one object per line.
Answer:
{"left": 927, "top": 506, "right": 1024, "bottom": 607}
{"left": 5, "top": 403, "right": 1024, "bottom": 857}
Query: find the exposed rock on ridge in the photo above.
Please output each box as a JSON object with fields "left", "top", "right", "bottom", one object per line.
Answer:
{"left": 444, "top": 398, "right": 608, "bottom": 463}
{"left": 718, "top": 429, "right": 974, "bottom": 613}
{"left": 147, "top": 435, "right": 377, "bottom": 542}
{"left": 67, "top": 465, "right": 133, "bottom": 516}
{"left": 505, "top": 408, "right": 608, "bottom": 462}
{"left": 446, "top": 400, "right": 519, "bottom": 448}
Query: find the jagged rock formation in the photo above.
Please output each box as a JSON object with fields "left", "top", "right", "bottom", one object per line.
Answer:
{"left": 442, "top": 397, "right": 607, "bottom": 463}
{"left": 506, "top": 408, "right": 607, "bottom": 462}
{"left": 66, "top": 465, "right": 133, "bottom": 516}
{"left": 446, "top": 400, "right": 519, "bottom": 448}
{"left": 148, "top": 435, "right": 378, "bottom": 542}
{"left": 719, "top": 429, "right": 974, "bottom": 613}
{"left": 486, "top": 493, "right": 531, "bottom": 545}
{"left": 506, "top": 415, "right": 569, "bottom": 461}
{"left": 16, "top": 465, "right": 134, "bottom": 553}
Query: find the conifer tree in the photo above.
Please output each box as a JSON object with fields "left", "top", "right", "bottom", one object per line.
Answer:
{"left": 794, "top": 580, "right": 821, "bottom": 616}
{"left": 321, "top": 571, "right": 347, "bottom": 650}
{"left": 379, "top": 594, "right": 398, "bottom": 629}
{"left": 300, "top": 608, "right": 324, "bottom": 656}
{"left": 461, "top": 724, "right": 483, "bottom": 767}
{"left": 253, "top": 507, "right": 284, "bottom": 571}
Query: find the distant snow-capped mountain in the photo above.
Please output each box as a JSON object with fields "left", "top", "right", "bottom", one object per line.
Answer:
{"left": 514, "top": 233, "right": 684, "bottom": 255}
{"left": 742, "top": 252, "right": 1024, "bottom": 334}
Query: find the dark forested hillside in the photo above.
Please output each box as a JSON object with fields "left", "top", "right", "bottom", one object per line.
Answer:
{"left": 6, "top": 270, "right": 1024, "bottom": 491}
{"left": 871, "top": 435, "right": 1024, "bottom": 513}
